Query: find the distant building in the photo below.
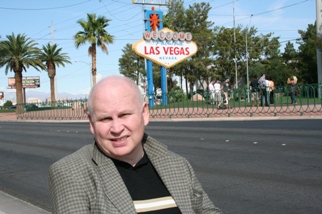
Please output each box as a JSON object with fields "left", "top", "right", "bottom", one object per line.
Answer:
{"left": 28, "top": 98, "right": 42, "bottom": 103}
{"left": 46, "top": 98, "right": 69, "bottom": 102}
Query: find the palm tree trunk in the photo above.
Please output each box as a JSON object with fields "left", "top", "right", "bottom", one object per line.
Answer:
{"left": 14, "top": 71, "right": 24, "bottom": 114}
{"left": 50, "top": 76, "right": 56, "bottom": 106}
{"left": 92, "top": 44, "right": 97, "bottom": 86}
{"left": 92, "top": 71, "right": 96, "bottom": 86}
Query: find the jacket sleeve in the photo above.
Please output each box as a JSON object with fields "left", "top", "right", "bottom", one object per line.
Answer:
{"left": 185, "top": 159, "right": 222, "bottom": 214}
{"left": 48, "top": 161, "right": 90, "bottom": 214}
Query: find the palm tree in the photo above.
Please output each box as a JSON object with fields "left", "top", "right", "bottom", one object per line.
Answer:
{"left": 39, "top": 43, "right": 71, "bottom": 103}
{"left": 0, "top": 33, "right": 45, "bottom": 113}
{"left": 74, "top": 13, "right": 114, "bottom": 86}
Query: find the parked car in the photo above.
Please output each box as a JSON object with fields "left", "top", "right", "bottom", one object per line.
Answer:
{"left": 8, "top": 105, "right": 16, "bottom": 109}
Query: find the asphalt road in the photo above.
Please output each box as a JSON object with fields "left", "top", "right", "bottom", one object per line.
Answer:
{"left": 0, "top": 119, "right": 321, "bottom": 214}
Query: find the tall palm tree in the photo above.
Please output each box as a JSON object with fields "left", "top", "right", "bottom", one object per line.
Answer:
{"left": 39, "top": 43, "right": 71, "bottom": 103}
{"left": 74, "top": 13, "right": 114, "bottom": 86}
{"left": 0, "top": 33, "right": 45, "bottom": 113}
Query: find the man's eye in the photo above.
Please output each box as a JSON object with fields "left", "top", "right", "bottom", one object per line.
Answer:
{"left": 101, "top": 117, "right": 112, "bottom": 121}
{"left": 120, "top": 113, "right": 130, "bottom": 118}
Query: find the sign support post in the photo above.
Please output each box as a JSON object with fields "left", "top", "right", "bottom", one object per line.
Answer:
{"left": 160, "top": 66, "right": 167, "bottom": 105}
{"left": 146, "top": 59, "right": 154, "bottom": 106}
{"left": 144, "top": 8, "right": 166, "bottom": 106}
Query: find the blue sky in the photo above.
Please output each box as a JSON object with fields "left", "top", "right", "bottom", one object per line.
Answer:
{"left": 0, "top": 0, "right": 316, "bottom": 101}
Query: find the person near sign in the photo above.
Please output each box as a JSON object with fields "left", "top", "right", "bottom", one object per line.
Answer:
{"left": 209, "top": 80, "right": 215, "bottom": 104}
{"left": 250, "top": 75, "right": 259, "bottom": 106}
{"left": 214, "top": 79, "right": 222, "bottom": 108}
{"left": 287, "top": 76, "right": 298, "bottom": 104}
{"left": 221, "top": 78, "right": 231, "bottom": 109}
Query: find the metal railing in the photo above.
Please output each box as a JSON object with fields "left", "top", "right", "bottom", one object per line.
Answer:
{"left": 15, "top": 83, "right": 322, "bottom": 120}
{"left": 16, "top": 100, "right": 89, "bottom": 120}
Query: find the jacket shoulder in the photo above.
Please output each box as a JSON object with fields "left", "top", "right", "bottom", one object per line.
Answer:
{"left": 49, "top": 144, "right": 94, "bottom": 173}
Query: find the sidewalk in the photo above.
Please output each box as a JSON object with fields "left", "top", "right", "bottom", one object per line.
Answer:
{"left": 0, "top": 191, "right": 50, "bottom": 214}
{"left": 2, "top": 112, "right": 322, "bottom": 122}
{"left": 0, "top": 113, "right": 16, "bottom": 121}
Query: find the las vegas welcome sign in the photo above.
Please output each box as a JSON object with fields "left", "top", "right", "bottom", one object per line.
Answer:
{"left": 132, "top": 28, "right": 198, "bottom": 68}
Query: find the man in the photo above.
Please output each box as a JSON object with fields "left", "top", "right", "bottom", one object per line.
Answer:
{"left": 49, "top": 76, "right": 222, "bottom": 214}
{"left": 250, "top": 75, "right": 259, "bottom": 106}
{"left": 208, "top": 80, "right": 215, "bottom": 104}
{"left": 258, "top": 74, "right": 269, "bottom": 106}
{"left": 214, "top": 80, "right": 222, "bottom": 108}
{"left": 268, "top": 76, "right": 275, "bottom": 104}
{"left": 287, "top": 76, "right": 298, "bottom": 104}
{"left": 221, "top": 78, "right": 230, "bottom": 109}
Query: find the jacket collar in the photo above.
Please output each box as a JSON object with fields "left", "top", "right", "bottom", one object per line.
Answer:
{"left": 92, "top": 143, "right": 136, "bottom": 213}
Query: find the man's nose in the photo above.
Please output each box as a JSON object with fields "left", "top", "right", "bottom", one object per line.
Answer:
{"left": 110, "top": 119, "right": 124, "bottom": 133}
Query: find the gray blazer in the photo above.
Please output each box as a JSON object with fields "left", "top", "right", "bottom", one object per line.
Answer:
{"left": 49, "top": 134, "right": 222, "bottom": 214}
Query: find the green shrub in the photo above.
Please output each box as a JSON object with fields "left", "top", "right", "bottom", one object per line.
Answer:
{"left": 168, "top": 86, "right": 186, "bottom": 103}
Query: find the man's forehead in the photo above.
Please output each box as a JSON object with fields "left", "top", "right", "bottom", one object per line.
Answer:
{"left": 93, "top": 102, "right": 137, "bottom": 116}
{"left": 94, "top": 91, "right": 132, "bottom": 107}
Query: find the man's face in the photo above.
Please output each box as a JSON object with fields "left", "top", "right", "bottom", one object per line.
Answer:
{"left": 89, "top": 83, "right": 149, "bottom": 164}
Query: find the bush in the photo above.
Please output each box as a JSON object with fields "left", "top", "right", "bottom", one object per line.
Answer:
{"left": 168, "top": 86, "right": 186, "bottom": 103}
{"left": 25, "top": 104, "right": 38, "bottom": 111}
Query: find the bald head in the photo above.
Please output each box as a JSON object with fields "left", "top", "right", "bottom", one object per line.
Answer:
{"left": 87, "top": 75, "right": 149, "bottom": 165}
{"left": 87, "top": 76, "right": 143, "bottom": 117}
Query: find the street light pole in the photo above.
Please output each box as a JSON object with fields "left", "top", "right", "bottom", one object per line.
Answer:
{"left": 246, "top": 29, "right": 249, "bottom": 102}
{"left": 75, "top": 60, "right": 92, "bottom": 88}
{"left": 233, "top": 0, "right": 238, "bottom": 89}
{"left": 246, "top": 15, "right": 253, "bottom": 102}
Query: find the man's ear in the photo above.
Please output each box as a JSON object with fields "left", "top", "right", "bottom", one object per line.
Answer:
{"left": 142, "top": 102, "right": 150, "bottom": 126}
{"left": 88, "top": 114, "right": 95, "bottom": 135}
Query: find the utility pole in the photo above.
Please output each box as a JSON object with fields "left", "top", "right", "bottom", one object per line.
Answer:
{"left": 233, "top": 0, "right": 238, "bottom": 89}
{"left": 245, "top": 15, "right": 253, "bottom": 102}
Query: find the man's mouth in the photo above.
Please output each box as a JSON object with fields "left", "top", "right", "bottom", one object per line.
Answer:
{"left": 111, "top": 136, "right": 128, "bottom": 142}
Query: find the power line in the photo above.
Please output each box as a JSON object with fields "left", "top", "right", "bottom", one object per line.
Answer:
{"left": 219, "top": 0, "right": 310, "bottom": 25}
{"left": 252, "top": 0, "right": 309, "bottom": 17}
{"left": 212, "top": 0, "right": 238, "bottom": 9}
{"left": 0, "top": 1, "right": 91, "bottom": 11}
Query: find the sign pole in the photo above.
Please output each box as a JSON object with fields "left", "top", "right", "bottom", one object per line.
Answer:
{"left": 157, "top": 10, "right": 168, "bottom": 105}
{"left": 146, "top": 59, "right": 154, "bottom": 106}
{"left": 144, "top": 9, "right": 155, "bottom": 107}
{"left": 160, "top": 66, "right": 167, "bottom": 105}
{"left": 144, "top": 8, "right": 168, "bottom": 106}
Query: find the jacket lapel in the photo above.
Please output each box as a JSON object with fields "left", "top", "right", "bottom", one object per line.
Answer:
{"left": 143, "top": 135, "right": 192, "bottom": 213}
{"left": 92, "top": 144, "right": 136, "bottom": 213}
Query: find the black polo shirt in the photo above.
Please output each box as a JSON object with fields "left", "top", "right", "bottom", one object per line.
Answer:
{"left": 112, "top": 153, "right": 181, "bottom": 214}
